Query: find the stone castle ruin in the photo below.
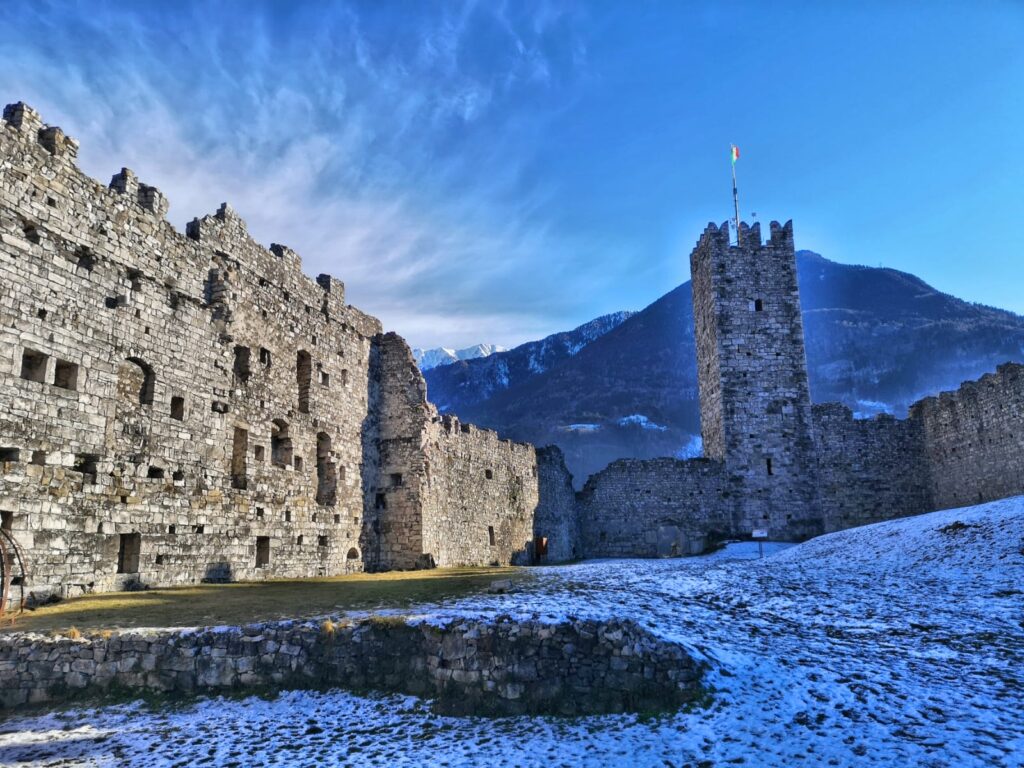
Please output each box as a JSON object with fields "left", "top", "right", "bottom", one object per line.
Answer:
{"left": 1, "top": 101, "right": 1022, "bottom": 605}
{"left": 578, "top": 222, "right": 1024, "bottom": 556}
{"left": 0, "top": 102, "right": 574, "bottom": 605}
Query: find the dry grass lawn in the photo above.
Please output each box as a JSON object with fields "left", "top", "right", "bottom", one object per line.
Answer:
{"left": 0, "top": 567, "right": 529, "bottom": 635}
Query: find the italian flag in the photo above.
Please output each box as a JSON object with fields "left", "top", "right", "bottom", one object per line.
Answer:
{"left": 731, "top": 144, "right": 740, "bottom": 164}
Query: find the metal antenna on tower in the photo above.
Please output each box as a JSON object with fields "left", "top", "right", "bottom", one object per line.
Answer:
{"left": 730, "top": 144, "right": 741, "bottom": 245}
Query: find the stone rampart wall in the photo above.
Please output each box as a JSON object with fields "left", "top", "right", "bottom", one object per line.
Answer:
{"left": 422, "top": 415, "right": 539, "bottom": 566}
{"left": 577, "top": 457, "right": 731, "bottom": 558}
{"left": 0, "top": 104, "right": 379, "bottom": 597}
{"left": 0, "top": 101, "right": 576, "bottom": 602}
{"left": 812, "top": 404, "right": 934, "bottom": 532}
{"left": 910, "top": 362, "right": 1024, "bottom": 510}
{"left": 0, "top": 616, "right": 703, "bottom": 717}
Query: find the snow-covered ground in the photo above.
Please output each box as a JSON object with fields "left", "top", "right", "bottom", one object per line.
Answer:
{"left": 2, "top": 498, "right": 1022, "bottom": 767}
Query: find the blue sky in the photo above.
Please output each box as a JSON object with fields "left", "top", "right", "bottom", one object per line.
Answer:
{"left": 3, "top": 1, "right": 1022, "bottom": 349}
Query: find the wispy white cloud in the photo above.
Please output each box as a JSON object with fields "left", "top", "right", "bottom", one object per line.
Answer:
{"left": 0, "top": 0, "right": 602, "bottom": 349}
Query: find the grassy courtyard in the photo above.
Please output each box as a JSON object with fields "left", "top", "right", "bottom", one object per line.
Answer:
{"left": 0, "top": 567, "right": 529, "bottom": 635}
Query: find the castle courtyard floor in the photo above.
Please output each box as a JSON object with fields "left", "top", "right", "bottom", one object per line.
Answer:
{"left": 0, "top": 567, "right": 527, "bottom": 635}
{"left": 1, "top": 497, "right": 1022, "bottom": 768}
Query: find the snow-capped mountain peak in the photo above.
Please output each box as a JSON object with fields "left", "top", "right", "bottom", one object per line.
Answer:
{"left": 413, "top": 343, "right": 506, "bottom": 371}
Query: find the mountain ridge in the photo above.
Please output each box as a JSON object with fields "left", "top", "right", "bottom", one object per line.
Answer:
{"left": 424, "top": 251, "right": 1024, "bottom": 486}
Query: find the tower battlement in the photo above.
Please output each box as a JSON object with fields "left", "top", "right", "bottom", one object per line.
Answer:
{"left": 690, "top": 216, "right": 819, "bottom": 537}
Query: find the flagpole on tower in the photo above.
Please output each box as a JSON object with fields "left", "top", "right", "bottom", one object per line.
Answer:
{"left": 730, "top": 144, "right": 741, "bottom": 245}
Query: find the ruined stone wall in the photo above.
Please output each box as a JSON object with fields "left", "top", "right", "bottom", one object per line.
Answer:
{"left": 421, "top": 415, "right": 539, "bottom": 567}
{"left": 0, "top": 103, "right": 378, "bottom": 599}
{"left": 0, "top": 616, "right": 704, "bottom": 716}
{"left": 0, "top": 101, "right": 575, "bottom": 602}
{"left": 576, "top": 458, "right": 731, "bottom": 558}
{"left": 690, "top": 222, "right": 821, "bottom": 539}
{"left": 362, "top": 334, "right": 557, "bottom": 569}
{"left": 360, "top": 332, "right": 430, "bottom": 570}
{"left": 811, "top": 404, "right": 933, "bottom": 532}
{"left": 910, "top": 363, "right": 1024, "bottom": 510}
{"left": 533, "top": 446, "right": 580, "bottom": 562}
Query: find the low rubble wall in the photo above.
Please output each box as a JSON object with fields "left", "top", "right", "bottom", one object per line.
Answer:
{"left": 0, "top": 615, "right": 703, "bottom": 716}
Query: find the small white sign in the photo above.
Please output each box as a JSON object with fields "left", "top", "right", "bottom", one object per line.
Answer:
{"left": 752, "top": 528, "right": 769, "bottom": 539}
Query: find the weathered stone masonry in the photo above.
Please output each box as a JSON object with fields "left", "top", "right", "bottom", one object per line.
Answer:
{"left": 580, "top": 222, "right": 1024, "bottom": 555}
{"left": 0, "top": 102, "right": 576, "bottom": 605}
{"left": 0, "top": 616, "right": 704, "bottom": 716}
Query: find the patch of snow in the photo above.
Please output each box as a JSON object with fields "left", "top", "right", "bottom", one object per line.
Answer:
{"left": 3, "top": 498, "right": 1022, "bottom": 766}
{"left": 494, "top": 360, "right": 510, "bottom": 388}
{"left": 413, "top": 344, "right": 506, "bottom": 371}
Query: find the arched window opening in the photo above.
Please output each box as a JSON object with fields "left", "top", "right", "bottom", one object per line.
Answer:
{"left": 271, "top": 419, "right": 293, "bottom": 468}
{"left": 346, "top": 547, "right": 359, "bottom": 561}
{"left": 124, "top": 360, "right": 155, "bottom": 409}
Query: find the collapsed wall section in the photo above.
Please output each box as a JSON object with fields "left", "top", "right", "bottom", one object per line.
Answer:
{"left": 533, "top": 445, "right": 580, "bottom": 562}
{"left": 421, "top": 416, "right": 538, "bottom": 566}
{"left": 577, "top": 457, "right": 731, "bottom": 558}
{"left": 910, "top": 363, "right": 1024, "bottom": 509}
{"left": 364, "top": 333, "right": 578, "bottom": 569}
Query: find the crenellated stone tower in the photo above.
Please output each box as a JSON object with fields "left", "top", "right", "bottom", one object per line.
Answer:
{"left": 690, "top": 221, "right": 822, "bottom": 538}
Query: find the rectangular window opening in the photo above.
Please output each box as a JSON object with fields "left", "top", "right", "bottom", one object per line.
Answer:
{"left": 233, "top": 346, "right": 251, "bottom": 383}
{"left": 231, "top": 427, "right": 248, "bottom": 489}
{"left": 53, "top": 359, "right": 79, "bottom": 390}
{"left": 0, "top": 447, "right": 19, "bottom": 463}
{"left": 20, "top": 349, "right": 48, "bottom": 383}
{"left": 390, "top": 473, "right": 403, "bottom": 487}
{"left": 259, "top": 347, "right": 272, "bottom": 367}
{"left": 1, "top": 510, "right": 13, "bottom": 532}
{"left": 256, "top": 536, "right": 270, "bottom": 568}
{"left": 170, "top": 396, "right": 185, "bottom": 421}
{"left": 487, "top": 526, "right": 496, "bottom": 546}
{"left": 117, "top": 532, "right": 141, "bottom": 574}
{"left": 74, "top": 453, "right": 99, "bottom": 481}
{"left": 766, "top": 457, "right": 774, "bottom": 476}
